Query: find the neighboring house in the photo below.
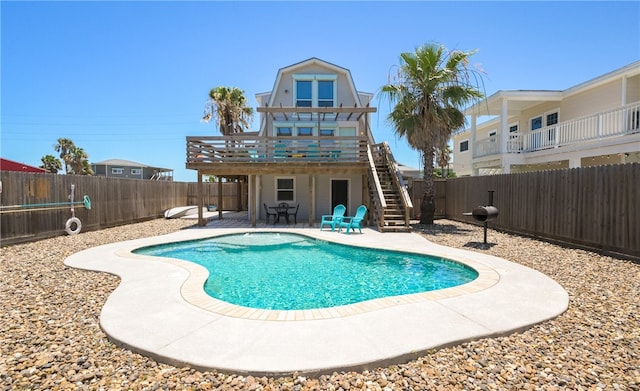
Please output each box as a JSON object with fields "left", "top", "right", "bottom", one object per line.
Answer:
{"left": 453, "top": 61, "right": 640, "bottom": 176}
{"left": 0, "top": 158, "right": 47, "bottom": 173}
{"left": 187, "top": 58, "right": 412, "bottom": 230}
{"left": 92, "top": 159, "right": 173, "bottom": 180}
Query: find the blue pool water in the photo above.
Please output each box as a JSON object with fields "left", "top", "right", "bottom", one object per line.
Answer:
{"left": 134, "top": 232, "right": 478, "bottom": 310}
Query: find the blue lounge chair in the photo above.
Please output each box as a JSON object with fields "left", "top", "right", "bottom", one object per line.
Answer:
{"left": 320, "top": 204, "right": 346, "bottom": 231}
{"left": 274, "top": 143, "right": 288, "bottom": 160}
{"left": 306, "top": 143, "right": 319, "bottom": 159}
{"left": 338, "top": 205, "right": 367, "bottom": 234}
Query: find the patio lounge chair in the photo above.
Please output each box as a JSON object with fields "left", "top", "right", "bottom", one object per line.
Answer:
{"left": 320, "top": 204, "right": 346, "bottom": 231}
{"left": 306, "top": 143, "right": 319, "bottom": 159}
{"left": 338, "top": 204, "right": 367, "bottom": 234}
{"left": 263, "top": 203, "right": 277, "bottom": 224}
{"left": 274, "top": 143, "right": 288, "bottom": 160}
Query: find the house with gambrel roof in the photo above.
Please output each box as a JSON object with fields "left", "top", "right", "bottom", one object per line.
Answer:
{"left": 186, "top": 58, "right": 412, "bottom": 230}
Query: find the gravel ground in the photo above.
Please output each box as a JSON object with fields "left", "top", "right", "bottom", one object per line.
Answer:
{"left": 1, "top": 218, "right": 638, "bottom": 390}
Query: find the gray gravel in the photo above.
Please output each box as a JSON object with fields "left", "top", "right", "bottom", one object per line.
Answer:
{"left": 1, "top": 219, "right": 638, "bottom": 390}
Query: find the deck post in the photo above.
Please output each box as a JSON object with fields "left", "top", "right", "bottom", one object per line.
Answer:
{"left": 218, "top": 180, "right": 223, "bottom": 220}
{"left": 308, "top": 174, "right": 314, "bottom": 227}
{"left": 197, "top": 171, "right": 205, "bottom": 227}
{"left": 250, "top": 175, "right": 257, "bottom": 227}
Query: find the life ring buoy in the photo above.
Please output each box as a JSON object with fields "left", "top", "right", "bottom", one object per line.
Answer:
{"left": 65, "top": 217, "right": 82, "bottom": 235}
{"left": 83, "top": 195, "right": 91, "bottom": 210}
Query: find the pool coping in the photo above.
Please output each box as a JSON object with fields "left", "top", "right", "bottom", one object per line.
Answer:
{"left": 64, "top": 227, "right": 569, "bottom": 376}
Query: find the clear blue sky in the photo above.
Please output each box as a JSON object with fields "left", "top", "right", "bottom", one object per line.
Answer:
{"left": 2, "top": 1, "right": 639, "bottom": 181}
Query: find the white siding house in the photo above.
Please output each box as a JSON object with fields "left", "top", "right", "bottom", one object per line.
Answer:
{"left": 453, "top": 61, "right": 640, "bottom": 176}
{"left": 187, "top": 58, "right": 412, "bottom": 229}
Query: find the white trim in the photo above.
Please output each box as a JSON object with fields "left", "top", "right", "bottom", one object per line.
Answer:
{"left": 275, "top": 176, "right": 296, "bottom": 203}
{"left": 293, "top": 74, "right": 338, "bottom": 81}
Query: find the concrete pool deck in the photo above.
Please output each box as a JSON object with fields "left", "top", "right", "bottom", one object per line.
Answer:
{"left": 64, "top": 224, "right": 568, "bottom": 376}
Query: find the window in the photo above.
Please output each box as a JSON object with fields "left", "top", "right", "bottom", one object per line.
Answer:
{"left": 509, "top": 124, "right": 519, "bottom": 133}
{"left": 531, "top": 116, "right": 543, "bottom": 130}
{"left": 320, "top": 128, "right": 334, "bottom": 136}
{"left": 459, "top": 140, "right": 469, "bottom": 152}
{"left": 546, "top": 112, "right": 558, "bottom": 141}
{"left": 317, "top": 80, "right": 334, "bottom": 107}
{"left": 295, "top": 81, "right": 312, "bottom": 107}
{"left": 631, "top": 109, "right": 640, "bottom": 130}
{"left": 293, "top": 74, "right": 336, "bottom": 108}
{"left": 111, "top": 168, "right": 123, "bottom": 174}
{"left": 489, "top": 131, "right": 497, "bottom": 142}
{"left": 277, "top": 127, "right": 292, "bottom": 136}
{"left": 276, "top": 177, "right": 295, "bottom": 202}
{"left": 131, "top": 168, "right": 141, "bottom": 175}
{"left": 297, "top": 127, "right": 313, "bottom": 136}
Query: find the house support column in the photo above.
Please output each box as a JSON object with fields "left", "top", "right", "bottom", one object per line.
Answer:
{"left": 217, "top": 180, "right": 223, "bottom": 220}
{"left": 362, "top": 174, "right": 370, "bottom": 226}
{"left": 308, "top": 175, "right": 315, "bottom": 227}
{"left": 500, "top": 98, "right": 511, "bottom": 174}
{"left": 250, "top": 175, "right": 257, "bottom": 227}
{"left": 569, "top": 156, "right": 581, "bottom": 169}
{"left": 197, "top": 171, "right": 205, "bottom": 227}
{"left": 470, "top": 114, "right": 479, "bottom": 176}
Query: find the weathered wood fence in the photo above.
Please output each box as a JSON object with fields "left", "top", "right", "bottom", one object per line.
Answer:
{"left": 3, "top": 164, "right": 638, "bottom": 259}
{"left": 438, "top": 163, "right": 639, "bottom": 260}
{"left": 0, "top": 172, "right": 244, "bottom": 246}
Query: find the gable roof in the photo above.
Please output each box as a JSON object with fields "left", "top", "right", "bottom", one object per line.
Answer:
{"left": 0, "top": 157, "right": 47, "bottom": 173}
{"left": 264, "top": 57, "right": 367, "bottom": 108}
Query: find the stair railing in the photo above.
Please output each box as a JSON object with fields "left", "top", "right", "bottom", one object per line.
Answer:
{"left": 379, "top": 142, "right": 413, "bottom": 226}
{"left": 366, "top": 144, "right": 387, "bottom": 228}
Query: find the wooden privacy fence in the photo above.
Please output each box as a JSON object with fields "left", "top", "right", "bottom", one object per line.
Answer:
{"left": 409, "top": 179, "right": 447, "bottom": 219}
{"left": 3, "top": 164, "right": 638, "bottom": 259}
{"left": 443, "top": 163, "right": 639, "bottom": 260}
{"left": 0, "top": 172, "right": 244, "bottom": 246}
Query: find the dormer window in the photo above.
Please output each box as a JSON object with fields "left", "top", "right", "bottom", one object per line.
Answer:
{"left": 293, "top": 74, "right": 337, "bottom": 108}
{"left": 318, "top": 80, "right": 334, "bottom": 107}
{"left": 295, "top": 81, "right": 312, "bottom": 107}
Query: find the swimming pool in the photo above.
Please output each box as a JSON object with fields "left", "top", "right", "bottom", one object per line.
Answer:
{"left": 134, "top": 232, "right": 478, "bottom": 310}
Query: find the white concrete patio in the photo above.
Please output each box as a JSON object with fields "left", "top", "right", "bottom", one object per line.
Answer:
{"left": 64, "top": 218, "right": 568, "bottom": 376}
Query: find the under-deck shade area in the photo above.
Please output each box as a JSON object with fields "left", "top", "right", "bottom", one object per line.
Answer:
{"left": 185, "top": 105, "right": 377, "bottom": 227}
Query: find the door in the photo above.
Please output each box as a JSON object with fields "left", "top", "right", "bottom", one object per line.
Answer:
{"left": 331, "top": 179, "right": 349, "bottom": 215}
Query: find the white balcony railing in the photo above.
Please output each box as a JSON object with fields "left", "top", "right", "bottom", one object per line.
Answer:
{"left": 473, "top": 101, "right": 640, "bottom": 157}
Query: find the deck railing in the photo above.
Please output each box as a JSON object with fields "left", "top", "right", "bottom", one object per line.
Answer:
{"left": 187, "top": 135, "right": 369, "bottom": 164}
{"left": 473, "top": 101, "right": 640, "bottom": 157}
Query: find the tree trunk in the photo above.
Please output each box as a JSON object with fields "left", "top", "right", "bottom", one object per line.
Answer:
{"left": 420, "top": 147, "right": 436, "bottom": 225}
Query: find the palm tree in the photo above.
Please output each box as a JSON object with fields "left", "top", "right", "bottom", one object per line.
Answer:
{"left": 54, "top": 138, "right": 75, "bottom": 174}
{"left": 435, "top": 143, "right": 453, "bottom": 178}
{"left": 39, "top": 155, "right": 62, "bottom": 173}
{"left": 381, "top": 43, "right": 484, "bottom": 224}
{"left": 68, "top": 146, "right": 93, "bottom": 175}
{"left": 202, "top": 86, "right": 253, "bottom": 135}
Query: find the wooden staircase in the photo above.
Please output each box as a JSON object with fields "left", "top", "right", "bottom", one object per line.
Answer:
{"left": 367, "top": 143, "right": 412, "bottom": 232}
